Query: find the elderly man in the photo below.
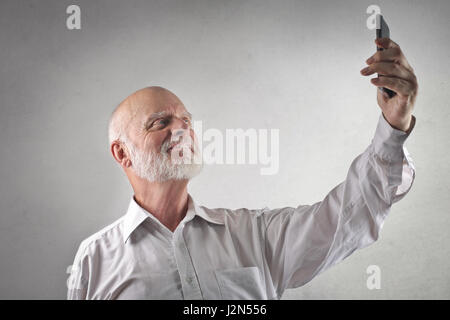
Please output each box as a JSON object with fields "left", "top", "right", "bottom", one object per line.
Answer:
{"left": 67, "top": 38, "right": 417, "bottom": 300}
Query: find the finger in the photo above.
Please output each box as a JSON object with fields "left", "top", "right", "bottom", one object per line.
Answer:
{"left": 370, "top": 76, "right": 416, "bottom": 97}
{"left": 366, "top": 47, "right": 410, "bottom": 68}
{"left": 366, "top": 48, "right": 398, "bottom": 64}
{"left": 361, "top": 62, "right": 416, "bottom": 82}
{"left": 369, "top": 40, "right": 414, "bottom": 72}
{"left": 375, "top": 37, "right": 399, "bottom": 50}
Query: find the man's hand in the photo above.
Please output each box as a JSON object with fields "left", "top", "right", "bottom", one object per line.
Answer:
{"left": 360, "top": 38, "right": 418, "bottom": 133}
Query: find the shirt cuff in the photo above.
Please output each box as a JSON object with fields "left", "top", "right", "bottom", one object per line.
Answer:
{"left": 371, "top": 113, "right": 416, "bottom": 162}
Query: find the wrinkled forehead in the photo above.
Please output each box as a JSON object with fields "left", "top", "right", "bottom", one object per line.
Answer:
{"left": 137, "top": 103, "right": 189, "bottom": 125}
{"left": 127, "top": 94, "right": 191, "bottom": 135}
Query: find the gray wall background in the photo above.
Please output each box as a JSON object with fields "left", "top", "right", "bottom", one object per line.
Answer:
{"left": 0, "top": 0, "right": 449, "bottom": 299}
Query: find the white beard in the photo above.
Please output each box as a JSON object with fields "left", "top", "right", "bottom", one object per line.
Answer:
{"left": 125, "top": 136, "right": 203, "bottom": 183}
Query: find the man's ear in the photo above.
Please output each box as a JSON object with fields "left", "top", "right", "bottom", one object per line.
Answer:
{"left": 110, "top": 141, "right": 132, "bottom": 168}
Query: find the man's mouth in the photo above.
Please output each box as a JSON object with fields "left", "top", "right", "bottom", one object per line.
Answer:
{"left": 167, "top": 143, "right": 179, "bottom": 152}
{"left": 166, "top": 142, "right": 194, "bottom": 154}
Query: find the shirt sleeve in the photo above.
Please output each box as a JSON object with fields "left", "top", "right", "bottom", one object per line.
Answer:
{"left": 67, "top": 240, "right": 90, "bottom": 300}
{"left": 262, "top": 113, "right": 416, "bottom": 297}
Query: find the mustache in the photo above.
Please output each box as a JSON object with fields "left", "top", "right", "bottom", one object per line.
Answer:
{"left": 162, "top": 136, "right": 196, "bottom": 154}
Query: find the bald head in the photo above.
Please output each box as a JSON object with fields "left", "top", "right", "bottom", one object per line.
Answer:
{"left": 108, "top": 86, "right": 184, "bottom": 146}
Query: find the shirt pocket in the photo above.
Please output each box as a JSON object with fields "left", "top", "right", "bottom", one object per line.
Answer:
{"left": 214, "top": 266, "right": 267, "bottom": 300}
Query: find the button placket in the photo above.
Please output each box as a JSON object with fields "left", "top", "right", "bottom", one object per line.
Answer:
{"left": 172, "top": 223, "right": 202, "bottom": 299}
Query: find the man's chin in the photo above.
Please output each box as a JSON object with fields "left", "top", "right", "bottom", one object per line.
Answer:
{"left": 133, "top": 148, "right": 202, "bottom": 182}
{"left": 160, "top": 164, "right": 203, "bottom": 182}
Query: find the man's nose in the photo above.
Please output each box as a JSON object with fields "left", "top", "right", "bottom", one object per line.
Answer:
{"left": 170, "top": 118, "right": 190, "bottom": 141}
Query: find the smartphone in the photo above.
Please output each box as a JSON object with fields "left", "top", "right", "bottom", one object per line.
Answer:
{"left": 376, "top": 14, "right": 396, "bottom": 98}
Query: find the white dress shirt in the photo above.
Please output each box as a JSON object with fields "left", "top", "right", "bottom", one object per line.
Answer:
{"left": 67, "top": 113, "right": 416, "bottom": 300}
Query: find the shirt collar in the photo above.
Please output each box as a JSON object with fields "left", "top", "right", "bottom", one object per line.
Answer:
{"left": 122, "top": 193, "right": 225, "bottom": 243}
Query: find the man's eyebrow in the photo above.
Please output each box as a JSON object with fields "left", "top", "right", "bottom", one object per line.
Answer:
{"left": 182, "top": 111, "right": 193, "bottom": 120}
{"left": 143, "top": 111, "right": 167, "bottom": 128}
{"left": 147, "top": 111, "right": 167, "bottom": 121}
{"left": 143, "top": 110, "right": 193, "bottom": 128}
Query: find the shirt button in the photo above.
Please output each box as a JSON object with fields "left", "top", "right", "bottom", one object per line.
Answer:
{"left": 186, "top": 276, "right": 193, "bottom": 284}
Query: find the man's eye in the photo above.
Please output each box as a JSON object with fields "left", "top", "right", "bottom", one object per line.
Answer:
{"left": 155, "top": 119, "right": 169, "bottom": 126}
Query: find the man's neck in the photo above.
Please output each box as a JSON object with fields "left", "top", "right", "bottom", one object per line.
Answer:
{"left": 133, "top": 179, "right": 189, "bottom": 233}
